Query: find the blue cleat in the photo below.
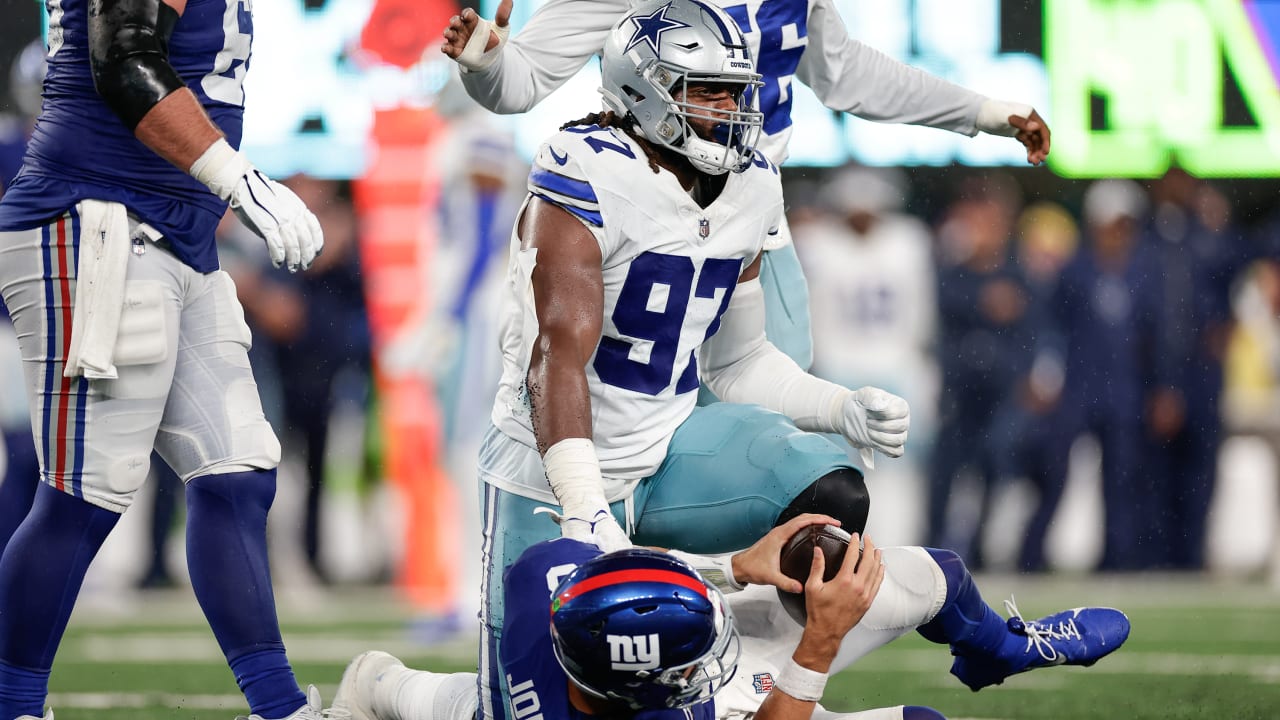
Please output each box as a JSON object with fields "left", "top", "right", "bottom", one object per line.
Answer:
{"left": 950, "top": 598, "right": 1131, "bottom": 691}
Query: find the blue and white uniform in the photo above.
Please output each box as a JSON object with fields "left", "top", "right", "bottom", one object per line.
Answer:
{"left": 0, "top": 0, "right": 251, "bottom": 271}
{"left": 477, "top": 122, "right": 852, "bottom": 720}
{"left": 501, "top": 539, "right": 718, "bottom": 720}
{"left": 460, "top": 0, "right": 990, "bottom": 367}
{"left": 0, "top": 0, "right": 277, "bottom": 512}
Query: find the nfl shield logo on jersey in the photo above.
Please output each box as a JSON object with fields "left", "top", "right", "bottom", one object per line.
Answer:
{"left": 699, "top": 218, "right": 710, "bottom": 238}
{"left": 752, "top": 673, "right": 773, "bottom": 693}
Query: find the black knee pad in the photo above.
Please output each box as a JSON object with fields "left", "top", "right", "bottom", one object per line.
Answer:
{"left": 775, "top": 467, "right": 869, "bottom": 535}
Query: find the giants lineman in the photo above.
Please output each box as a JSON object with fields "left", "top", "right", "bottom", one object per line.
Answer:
{"left": 0, "top": 0, "right": 324, "bottom": 718}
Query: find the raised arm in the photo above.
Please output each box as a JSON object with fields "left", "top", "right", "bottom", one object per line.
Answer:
{"left": 797, "top": 0, "right": 1049, "bottom": 164}
{"left": 88, "top": 0, "right": 323, "bottom": 270}
{"left": 443, "top": 0, "right": 628, "bottom": 114}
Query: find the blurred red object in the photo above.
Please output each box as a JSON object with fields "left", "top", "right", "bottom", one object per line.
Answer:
{"left": 360, "top": 0, "right": 459, "bottom": 69}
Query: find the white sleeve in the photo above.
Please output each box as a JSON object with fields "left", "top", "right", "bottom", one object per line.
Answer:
{"left": 460, "top": 0, "right": 631, "bottom": 114}
{"left": 795, "top": 0, "right": 987, "bottom": 136}
{"left": 700, "top": 278, "right": 849, "bottom": 434}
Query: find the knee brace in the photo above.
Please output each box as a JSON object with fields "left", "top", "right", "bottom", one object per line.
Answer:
{"left": 776, "top": 467, "right": 869, "bottom": 535}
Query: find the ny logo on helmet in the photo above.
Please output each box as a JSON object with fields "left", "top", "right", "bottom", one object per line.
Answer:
{"left": 607, "top": 633, "right": 661, "bottom": 670}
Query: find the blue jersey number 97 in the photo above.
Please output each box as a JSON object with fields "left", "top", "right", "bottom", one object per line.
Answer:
{"left": 594, "top": 252, "right": 742, "bottom": 396}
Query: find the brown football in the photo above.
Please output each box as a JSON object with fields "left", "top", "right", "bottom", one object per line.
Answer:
{"left": 776, "top": 523, "right": 856, "bottom": 625}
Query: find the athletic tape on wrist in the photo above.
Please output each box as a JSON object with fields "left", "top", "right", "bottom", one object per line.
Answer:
{"left": 976, "top": 99, "right": 1035, "bottom": 137}
{"left": 775, "top": 658, "right": 828, "bottom": 702}
{"left": 542, "top": 437, "right": 608, "bottom": 513}
{"left": 189, "top": 138, "right": 248, "bottom": 202}
{"left": 456, "top": 16, "right": 509, "bottom": 71}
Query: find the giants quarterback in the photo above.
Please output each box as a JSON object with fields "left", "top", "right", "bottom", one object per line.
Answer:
{"left": 0, "top": 0, "right": 324, "bottom": 718}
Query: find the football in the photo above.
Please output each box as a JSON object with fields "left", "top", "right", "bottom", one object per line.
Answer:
{"left": 776, "top": 523, "right": 856, "bottom": 625}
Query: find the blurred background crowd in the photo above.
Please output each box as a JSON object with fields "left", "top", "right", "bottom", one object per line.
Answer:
{"left": 2, "top": 0, "right": 1280, "bottom": 638}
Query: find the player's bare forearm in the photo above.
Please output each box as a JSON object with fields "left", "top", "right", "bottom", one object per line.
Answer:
{"left": 522, "top": 197, "right": 605, "bottom": 454}
{"left": 133, "top": 88, "right": 223, "bottom": 172}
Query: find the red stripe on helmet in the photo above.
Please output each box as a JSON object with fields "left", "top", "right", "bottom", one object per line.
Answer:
{"left": 555, "top": 568, "right": 708, "bottom": 610}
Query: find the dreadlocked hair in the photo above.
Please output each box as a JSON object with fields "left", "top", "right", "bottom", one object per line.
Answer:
{"left": 559, "top": 111, "right": 662, "bottom": 174}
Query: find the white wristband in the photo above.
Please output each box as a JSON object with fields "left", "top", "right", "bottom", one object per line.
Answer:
{"left": 542, "top": 438, "right": 607, "bottom": 512}
{"left": 188, "top": 137, "right": 249, "bottom": 202}
{"left": 774, "top": 658, "right": 828, "bottom": 702}
{"left": 976, "top": 99, "right": 1035, "bottom": 137}
{"left": 667, "top": 551, "right": 744, "bottom": 594}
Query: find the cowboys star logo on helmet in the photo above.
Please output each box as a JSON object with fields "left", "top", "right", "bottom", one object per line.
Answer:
{"left": 625, "top": 3, "right": 691, "bottom": 54}
{"left": 600, "top": 0, "right": 764, "bottom": 175}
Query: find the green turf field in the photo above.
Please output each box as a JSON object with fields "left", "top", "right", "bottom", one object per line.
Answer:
{"left": 48, "top": 574, "right": 1280, "bottom": 720}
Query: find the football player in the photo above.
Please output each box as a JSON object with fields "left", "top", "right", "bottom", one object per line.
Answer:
{"left": 441, "top": 0, "right": 1049, "bottom": 373}
{"left": 430, "top": 3, "right": 1114, "bottom": 720}
{"left": 328, "top": 514, "right": 1130, "bottom": 720}
{"left": 0, "top": 0, "right": 325, "bottom": 718}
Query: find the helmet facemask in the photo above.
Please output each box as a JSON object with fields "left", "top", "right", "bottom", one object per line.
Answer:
{"left": 640, "top": 61, "right": 763, "bottom": 175}
{"left": 600, "top": 0, "right": 765, "bottom": 176}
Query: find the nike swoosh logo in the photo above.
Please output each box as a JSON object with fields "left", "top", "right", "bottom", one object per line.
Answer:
{"left": 549, "top": 147, "right": 569, "bottom": 166}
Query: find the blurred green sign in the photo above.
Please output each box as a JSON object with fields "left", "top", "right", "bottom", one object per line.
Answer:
{"left": 1047, "top": 0, "right": 1280, "bottom": 177}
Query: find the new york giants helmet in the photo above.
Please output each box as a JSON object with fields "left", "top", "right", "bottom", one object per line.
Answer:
{"left": 600, "top": 0, "right": 763, "bottom": 175}
{"left": 550, "top": 548, "right": 741, "bottom": 710}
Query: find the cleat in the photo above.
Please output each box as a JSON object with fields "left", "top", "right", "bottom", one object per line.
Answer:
{"left": 238, "top": 685, "right": 324, "bottom": 720}
{"left": 950, "top": 597, "right": 1131, "bottom": 691}
{"left": 16, "top": 712, "right": 53, "bottom": 720}
{"left": 327, "top": 651, "right": 406, "bottom": 720}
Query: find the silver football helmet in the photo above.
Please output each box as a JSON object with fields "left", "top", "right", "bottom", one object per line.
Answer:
{"left": 601, "top": 0, "right": 764, "bottom": 175}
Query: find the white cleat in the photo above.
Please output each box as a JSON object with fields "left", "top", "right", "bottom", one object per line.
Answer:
{"left": 328, "top": 651, "right": 406, "bottom": 720}
{"left": 239, "top": 685, "right": 324, "bottom": 720}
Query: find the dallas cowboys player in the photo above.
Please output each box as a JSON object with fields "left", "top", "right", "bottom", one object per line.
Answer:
{"left": 459, "top": 4, "right": 906, "bottom": 717}
{"left": 442, "top": 0, "right": 1050, "bottom": 372}
{"left": 328, "top": 514, "right": 1130, "bottom": 720}
{"left": 0, "top": 0, "right": 324, "bottom": 718}
{"left": 433, "top": 5, "right": 1124, "bottom": 720}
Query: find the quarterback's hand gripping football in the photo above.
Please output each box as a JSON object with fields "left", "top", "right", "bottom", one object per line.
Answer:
{"left": 190, "top": 138, "right": 325, "bottom": 272}
{"left": 731, "top": 513, "right": 841, "bottom": 593}
{"left": 840, "top": 386, "right": 910, "bottom": 464}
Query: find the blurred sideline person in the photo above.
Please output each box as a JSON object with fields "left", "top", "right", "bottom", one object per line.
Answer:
{"left": 273, "top": 176, "right": 371, "bottom": 585}
{"left": 0, "top": 0, "right": 326, "bottom": 718}
{"left": 327, "top": 516, "right": 1130, "bottom": 720}
{"left": 927, "top": 176, "right": 1033, "bottom": 569}
{"left": 1043, "top": 180, "right": 1171, "bottom": 571}
{"left": 794, "top": 165, "right": 938, "bottom": 547}
{"left": 441, "top": 0, "right": 1050, "bottom": 376}
{"left": 985, "top": 203, "right": 1076, "bottom": 572}
{"left": 1144, "top": 170, "right": 1264, "bottom": 569}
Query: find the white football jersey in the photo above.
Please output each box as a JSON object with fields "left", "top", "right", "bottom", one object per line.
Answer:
{"left": 461, "top": 0, "right": 986, "bottom": 168}
{"left": 490, "top": 123, "right": 784, "bottom": 497}
{"left": 796, "top": 214, "right": 937, "bottom": 387}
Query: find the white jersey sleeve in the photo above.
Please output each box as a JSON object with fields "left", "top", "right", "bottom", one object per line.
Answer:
{"left": 459, "top": 0, "right": 630, "bottom": 114}
{"left": 527, "top": 138, "right": 609, "bottom": 246}
{"left": 797, "top": 0, "right": 986, "bottom": 136}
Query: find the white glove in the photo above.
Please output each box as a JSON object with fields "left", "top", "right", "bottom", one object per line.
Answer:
{"left": 541, "top": 438, "right": 633, "bottom": 553}
{"left": 190, "top": 139, "right": 324, "bottom": 272}
{"left": 839, "top": 386, "right": 910, "bottom": 468}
